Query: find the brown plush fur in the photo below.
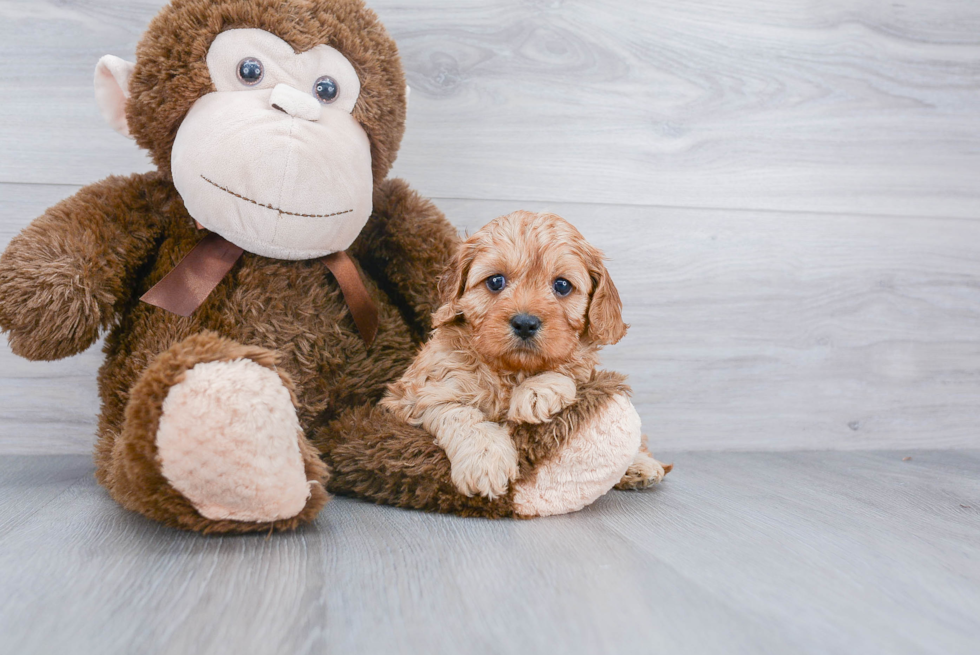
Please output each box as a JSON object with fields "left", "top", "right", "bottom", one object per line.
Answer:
{"left": 0, "top": 163, "right": 456, "bottom": 531}
{"left": 0, "top": 0, "right": 457, "bottom": 533}
{"left": 314, "top": 370, "right": 632, "bottom": 517}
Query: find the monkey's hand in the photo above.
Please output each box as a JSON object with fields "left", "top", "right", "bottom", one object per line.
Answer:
{"left": 0, "top": 236, "right": 113, "bottom": 361}
{"left": 0, "top": 174, "right": 164, "bottom": 360}
{"left": 508, "top": 372, "right": 578, "bottom": 424}
{"left": 445, "top": 421, "right": 519, "bottom": 499}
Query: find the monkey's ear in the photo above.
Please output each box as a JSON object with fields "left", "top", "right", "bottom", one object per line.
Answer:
{"left": 94, "top": 55, "right": 135, "bottom": 139}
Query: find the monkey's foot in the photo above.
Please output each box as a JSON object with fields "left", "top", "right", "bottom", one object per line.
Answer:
{"left": 104, "top": 332, "right": 328, "bottom": 533}
{"left": 157, "top": 358, "right": 314, "bottom": 522}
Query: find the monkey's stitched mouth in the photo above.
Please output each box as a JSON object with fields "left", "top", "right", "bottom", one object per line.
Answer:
{"left": 201, "top": 176, "right": 353, "bottom": 219}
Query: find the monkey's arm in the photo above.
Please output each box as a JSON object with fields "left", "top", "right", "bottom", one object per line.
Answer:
{"left": 0, "top": 173, "right": 166, "bottom": 360}
{"left": 351, "top": 178, "right": 460, "bottom": 340}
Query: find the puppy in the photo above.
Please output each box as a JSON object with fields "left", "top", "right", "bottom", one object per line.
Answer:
{"left": 382, "top": 210, "right": 667, "bottom": 499}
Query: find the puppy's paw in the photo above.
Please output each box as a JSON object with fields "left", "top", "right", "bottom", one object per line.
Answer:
{"left": 615, "top": 448, "right": 672, "bottom": 490}
{"left": 449, "top": 422, "right": 519, "bottom": 499}
{"left": 508, "top": 372, "right": 577, "bottom": 424}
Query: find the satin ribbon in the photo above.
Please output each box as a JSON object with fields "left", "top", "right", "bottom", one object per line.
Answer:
{"left": 140, "top": 233, "right": 378, "bottom": 347}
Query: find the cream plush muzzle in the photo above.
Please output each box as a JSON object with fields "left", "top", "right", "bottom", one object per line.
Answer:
{"left": 170, "top": 29, "right": 373, "bottom": 260}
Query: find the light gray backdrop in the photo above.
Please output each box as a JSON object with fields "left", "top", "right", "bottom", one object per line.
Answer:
{"left": 2, "top": 0, "right": 979, "bottom": 453}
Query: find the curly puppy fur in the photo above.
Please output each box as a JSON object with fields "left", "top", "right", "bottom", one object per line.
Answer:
{"left": 0, "top": 0, "right": 461, "bottom": 533}
{"left": 615, "top": 441, "right": 673, "bottom": 490}
{"left": 382, "top": 210, "right": 641, "bottom": 500}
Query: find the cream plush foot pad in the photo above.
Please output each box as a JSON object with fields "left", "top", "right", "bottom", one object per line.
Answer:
{"left": 156, "top": 359, "right": 312, "bottom": 522}
{"left": 512, "top": 394, "right": 642, "bottom": 517}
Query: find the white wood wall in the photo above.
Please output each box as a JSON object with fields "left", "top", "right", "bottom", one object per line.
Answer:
{"left": 1, "top": 0, "right": 979, "bottom": 453}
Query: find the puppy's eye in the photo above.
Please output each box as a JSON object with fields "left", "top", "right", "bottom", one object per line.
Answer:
{"left": 237, "top": 58, "right": 264, "bottom": 86}
{"left": 486, "top": 274, "right": 507, "bottom": 292}
{"left": 553, "top": 278, "right": 573, "bottom": 297}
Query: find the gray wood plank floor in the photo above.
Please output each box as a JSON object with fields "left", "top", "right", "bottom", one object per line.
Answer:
{"left": 1, "top": 451, "right": 978, "bottom": 655}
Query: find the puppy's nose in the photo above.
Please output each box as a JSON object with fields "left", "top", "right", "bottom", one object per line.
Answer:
{"left": 510, "top": 313, "right": 542, "bottom": 340}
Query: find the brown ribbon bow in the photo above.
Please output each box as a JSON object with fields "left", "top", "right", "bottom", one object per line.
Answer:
{"left": 140, "top": 233, "right": 379, "bottom": 347}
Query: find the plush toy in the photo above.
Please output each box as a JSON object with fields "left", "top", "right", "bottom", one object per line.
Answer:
{"left": 0, "top": 0, "right": 664, "bottom": 534}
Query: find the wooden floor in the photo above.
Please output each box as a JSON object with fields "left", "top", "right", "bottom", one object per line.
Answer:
{"left": 1, "top": 451, "right": 978, "bottom": 655}
{"left": 2, "top": 1, "right": 980, "bottom": 653}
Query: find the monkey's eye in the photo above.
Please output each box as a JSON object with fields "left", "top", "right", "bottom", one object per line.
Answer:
{"left": 237, "top": 58, "right": 264, "bottom": 86}
{"left": 314, "top": 76, "right": 339, "bottom": 104}
{"left": 553, "top": 278, "right": 573, "bottom": 297}
{"left": 486, "top": 275, "right": 507, "bottom": 293}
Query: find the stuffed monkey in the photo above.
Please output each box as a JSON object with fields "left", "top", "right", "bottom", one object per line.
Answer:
{"left": 0, "top": 0, "right": 659, "bottom": 533}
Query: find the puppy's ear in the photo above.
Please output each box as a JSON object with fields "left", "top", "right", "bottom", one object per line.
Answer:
{"left": 585, "top": 251, "right": 628, "bottom": 346}
{"left": 432, "top": 241, "right": 475, "bottom": 327}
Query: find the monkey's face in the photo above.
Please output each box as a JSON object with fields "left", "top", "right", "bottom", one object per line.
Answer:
{"left": 170, "top": 29, "right": 373, "bottom": 260}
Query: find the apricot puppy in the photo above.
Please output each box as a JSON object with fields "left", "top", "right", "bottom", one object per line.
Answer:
{"left": 383, "top": 210, "right": 667, "bottom": 499}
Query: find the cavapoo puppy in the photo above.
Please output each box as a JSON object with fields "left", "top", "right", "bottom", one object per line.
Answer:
{"left": 382, "top": 210, "right": 668, "bottom": 499}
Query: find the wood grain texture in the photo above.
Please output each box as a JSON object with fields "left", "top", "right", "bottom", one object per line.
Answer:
{"left": 0, "top": 451, "right": 977, "bottom": 655}
{"left": 0, "top": 0, "right": 979, "bottom": 217}
{"left": 4, "top": 184, "right": 978, "bottom": 453}
{"left": 441, "top": 198, "right": 980, "bottom": 452}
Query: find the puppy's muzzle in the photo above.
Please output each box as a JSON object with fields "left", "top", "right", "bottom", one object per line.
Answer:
{"left": 510, "top": 313, "right": 541, "bottom": 341}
